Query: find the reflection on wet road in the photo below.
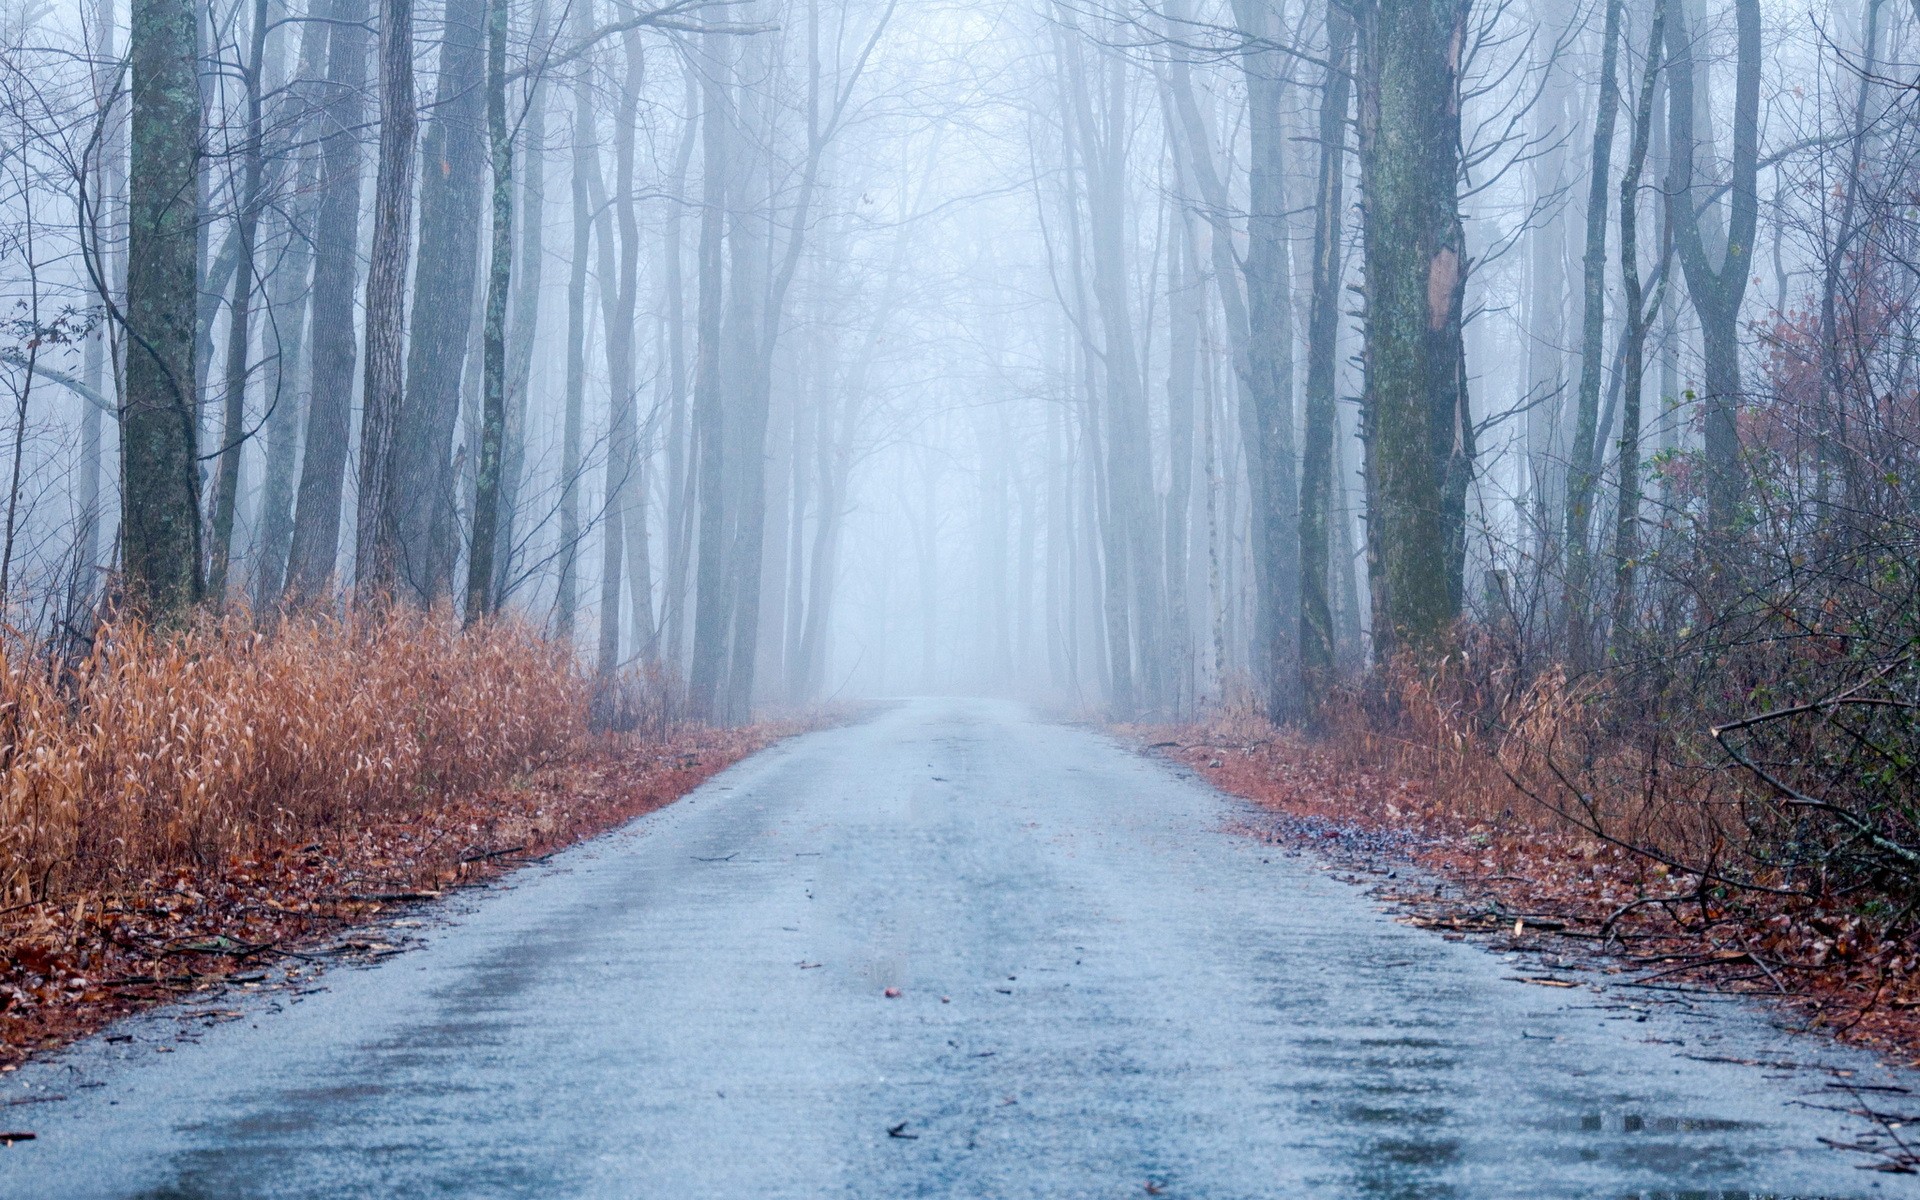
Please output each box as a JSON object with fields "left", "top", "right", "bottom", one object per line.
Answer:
{"left": 3, "top": 698, "right": 1912, "bottom": 1198}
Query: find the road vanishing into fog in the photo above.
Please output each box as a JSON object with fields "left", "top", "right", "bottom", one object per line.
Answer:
{"left": 6, "top": 697, "right": 1917, "bottom": 1198}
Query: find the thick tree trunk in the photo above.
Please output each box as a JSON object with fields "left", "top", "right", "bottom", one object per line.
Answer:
{"left": 123, "top": 0, "right": 205, "bottom": 619}
{"left": 353, "top": 0, "right": 419, "bottom": 597}
{"left": 1357, "top": 0, "right": 1474, "bottom": 657}
{"left": 394, "top": 0, "right": 488, "bottom": 603}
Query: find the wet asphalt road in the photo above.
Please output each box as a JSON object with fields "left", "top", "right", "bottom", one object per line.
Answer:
{"left": 5, "top": 697, "right": 1917, "bottom": 1198}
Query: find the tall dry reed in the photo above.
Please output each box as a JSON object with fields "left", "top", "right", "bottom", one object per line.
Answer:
{"left": 0, "top": 608, "right": 588, "bottom": 903}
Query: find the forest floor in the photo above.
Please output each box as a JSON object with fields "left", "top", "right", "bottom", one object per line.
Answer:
{"left": 0, "top": 719, "right": 812, "bottom": 1067}
{"left": 1131, "top": 721, "right": 1920, "bottom": 1075}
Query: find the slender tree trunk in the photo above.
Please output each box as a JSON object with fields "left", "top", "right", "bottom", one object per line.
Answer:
{"left": 1230, "top": 0, "right": 1302, "bottom": 722}
{"left": 1817, "top": 0, "right": 1882, "bottom": 509}
{"left": 687, "top": 20, "right": 733, "bottom": 721}
{"left": 1611, "top": 0, "right": 1668, "bottom": 639}
{"left": 250, "top": 125, "right": 318, "bottom": 607}
{"left": 594, "top": 31, "right": 648, "bottom": 674}
{"left": 491, "top": 0, "right": 550, "bottom": 606}
{"left": 1563, "top": 0, "right": 1625, "bottom": 642}
{"left": 1666, "top": 0, "right": 1759, "bottom": 535}
{"left": 79, "top": 0, "right": 123, "bottom": 602}
{"left": 353, "top": 0, "right": 419, "bottom": 596}
{"left": 283, "top": 0, "right": 369, "bottom": 600}
{"left": 465, "top": 0, "right": 513, "bottom": 622}
{"left": 1164, "top": 208, "right": 1199, "bottom": 714}
{"left": 662, "top": 72, "right": 699, "bottom": 674}
{"left": 208, "top": 0, "right": 274, "bottom": 600}
{"left": 555, "top": 9, "right": 592, "bottom": 639}
{"left": 1299, "top": 3, "right": 1353, "bottom": 711}
{"left": 123, "top": 0, "right": 205, "bottom": 618}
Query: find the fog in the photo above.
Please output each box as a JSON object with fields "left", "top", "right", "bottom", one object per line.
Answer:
{"left": 1, "top": 0, "right": 1914, "bottom": 724}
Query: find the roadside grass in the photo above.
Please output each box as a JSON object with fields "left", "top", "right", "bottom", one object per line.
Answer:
{"left": 0, "top": 609, "right": 799, "bottom": 1063}
{"left": 1130, "top": 672, "right": 1920, "bottom": 1066}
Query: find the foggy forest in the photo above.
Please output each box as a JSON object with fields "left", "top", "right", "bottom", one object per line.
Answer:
{"left": 4, "top": 0, "right": 1920, "bottom": 1186}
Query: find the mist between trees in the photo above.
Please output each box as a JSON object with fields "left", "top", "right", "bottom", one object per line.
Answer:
{"left": 0, "top": 0, "right": 1917, "bottom": 885}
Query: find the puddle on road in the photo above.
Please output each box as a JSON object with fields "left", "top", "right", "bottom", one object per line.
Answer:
{"left": 1549, "top": 1111, "right": 1758, "bottom": 1135}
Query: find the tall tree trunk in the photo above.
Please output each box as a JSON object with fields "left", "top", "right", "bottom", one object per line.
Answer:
{"left": 1611, "top": 0, "right": 1668, "bottom": 640}
{"left": 1164, "top": 207, "right": 1199, "bottom": 714}
{"left": 1666, "top": 0, "right": 1758, "bottom": 535}
{"left": 687, "top": 20, "right": 733, "bottom": 721}
{"left": 1563, "top": 0, "right": 1625, "bottom": 642}
{"left": 250, "top": 132, "right": 318, "bottom": 607}
{"left": 465, "top": 0, "right": 513, "bottom": 621}
{"left": 662, "top": 71, "right": 699, "bottom": 674}
{"left": 555, "top": 8, "right": 592, "bottom": 639}
{"left": 123, "top": 0, "right": 205, "bottom": 618}
{"left": 1817, "top": 0, "right": 1882, "bottom": 509}
{"left": 592, "top": 30, "right": 647, "bottom": 674}
{"left": 393, "top": 0, "right": 488, "bottom": 603}
{"left": 208, "top": 0, "right": 274, "bottom": 600}
{"left": 1299, "top": 3, "right": 1353, "bottom": 711}
{"left": 1356, "top": 0, "right": 1473, "bottom": 656}
{"left": 491, "top": 0, "right": 550, "bottom": 606}
{"left": 79, "top": 0, "right": 124, "bottom": 601}
{"left": 353, "top": 0, "right": 419, "bottom": 596}
{"left": 283, "top": 0, "right": 369, "bottom": 600}
{"left": 1160, "top": 0, "right": 1280, "bottom": 715}
{"left": 1231, "top": 0, "right": 1302, "bottom": 723}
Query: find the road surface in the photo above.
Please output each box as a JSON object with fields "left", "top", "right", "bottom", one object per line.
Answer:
{"left": 4, "top": 697, "right": 1912, "bottom": 1198}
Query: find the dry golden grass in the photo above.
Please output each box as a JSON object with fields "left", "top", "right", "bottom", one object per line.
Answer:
{"left": 0, "top": 608, "right": 588, "bottom": 905}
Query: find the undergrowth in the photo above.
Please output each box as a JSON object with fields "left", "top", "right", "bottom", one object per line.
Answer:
{"left": 0, "top": 608, "right": 589, "bottom": 906}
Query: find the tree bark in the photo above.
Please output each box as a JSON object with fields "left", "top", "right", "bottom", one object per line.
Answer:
{"left": 1356, "top": 0, "right": 1474, "bottom": 657}
{"left": 123, "top": 0, "right": 205, "bottom": 619}
{"left": 1666, "top": 0, "right": 1758, "bottom": 535}
{"left": 392, "top": 0, "right": 488, "bottom": 603}
{"left": 555, "top": 1, "right": 593, "bottom": 638}
{"left": 284, "top": 0, "right": 369, "bottom": 601}
{"left": 491, "top": 0, "right": 550, "bottom": 606}
{"left": 1562, "top": 0, "right": 1625, "bottom": 641}
{"left": 1230, "top": 0, "right": 1302, "bottom": 722}
{"left": 687, "top": 20, "right": 733, "bottom": 721}
{"left": 208, "top": 0, "right": 275, "bottom": 600}
{"left": 1611, "top": 0, "right": 1668, "bottom": 640}
{"left": 464, "top": 0, "right": 513, "bottom": 622}
{"left": 353, "top": 0, "right": 420, "bottom": 597}
{"left": 1299, "top": 3, "right": 1353, "bottom": 711}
